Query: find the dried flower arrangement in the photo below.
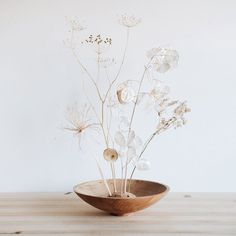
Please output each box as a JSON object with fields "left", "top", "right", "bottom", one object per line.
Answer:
{"left": 65, "top": 14, "right": 191, "bottom": 198}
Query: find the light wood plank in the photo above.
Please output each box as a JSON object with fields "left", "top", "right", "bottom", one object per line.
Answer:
{"left": 0, "top": 193, "right": 235, "bottom": 235}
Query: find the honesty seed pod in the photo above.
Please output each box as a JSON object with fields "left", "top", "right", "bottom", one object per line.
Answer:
{"left": 103, "top": 148, "right": 118, "bottom": 162}
{"left": 117, "top": 86, "right": 135, "bottom": 104}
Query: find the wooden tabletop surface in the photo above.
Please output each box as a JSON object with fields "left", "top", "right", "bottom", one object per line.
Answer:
{"left": 0, "top": 192, "right": 235, "bottom": 235}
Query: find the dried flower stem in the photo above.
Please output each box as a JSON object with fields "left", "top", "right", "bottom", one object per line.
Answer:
{"left": 120, "top": 158, "right": 124, "bottom": 195}
{"left": 81, "top": 78, "right": 109, "bottom": 148}
{"left": 106, "top": 102, "right": 113, "bottom": 147}
{"left": 97, "top": 51, "right": 101, "bottom": 82}
{"left": 94, "top": 157, "right": 112, "bottom": 196}
{"left": 103, "top": 28, "right": 130, "bottom": 104}
{"left": 71, "top": 49, "right": 103, "bottom": 102}
{"left": 95, "top": 51, "right": 116, "bottom": 192}
{"left": 123, "top": 59, "right": 153, "bottom": 193}
{"left": 128, "top": 59, "right": 153, "bottom": 132}
{"left": 71, "top": 49, "right": 110, "bottom": 148}
{"left": 111, "top": 162, "right": 117, "bottom": 193}
{"left": 128, "top": 117, "right": 177, "bottom": 191}
{"left": 100, "top": 28, "right": 130, "bottom": 195}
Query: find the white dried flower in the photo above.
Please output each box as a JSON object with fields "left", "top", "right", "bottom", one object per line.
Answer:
{"left": 156, "top": 100, "right": 190, "bottom": 132}
{"left": 145, "top": 81, "right": 170, "bottom": 112}
{"left": 119, "top": 14, "right": 141, "bottom": 28}
{"left": 174, "top": 102, "right": 191, "bottom": 117}
{"left": 147, "top": 47, "right": 179, "bottom": 73}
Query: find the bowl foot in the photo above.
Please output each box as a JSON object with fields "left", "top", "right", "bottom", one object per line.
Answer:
{"left": 110, "top": 212, "right": 132, "bottom": 216}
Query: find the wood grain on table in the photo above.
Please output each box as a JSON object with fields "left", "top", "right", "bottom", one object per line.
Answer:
{"left": 0, "top": 193, "right": 235, "bottom": 235}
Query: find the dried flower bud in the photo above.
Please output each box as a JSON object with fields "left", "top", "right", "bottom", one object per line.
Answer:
{"left": 103, "top": 148, "right": 118, "bottom": 162}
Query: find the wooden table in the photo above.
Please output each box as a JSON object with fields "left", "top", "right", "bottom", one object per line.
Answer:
{"left": 0, "top": 193, "right": 235, "bottom": 235}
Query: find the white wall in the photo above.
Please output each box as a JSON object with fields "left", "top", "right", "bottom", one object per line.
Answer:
{"left": 0, "top": 0, "right": 236, "bottom": 192}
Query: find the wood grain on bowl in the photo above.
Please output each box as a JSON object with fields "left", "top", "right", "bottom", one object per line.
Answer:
{"left": 74, "top": 179, "right": 169, "bottom": 216}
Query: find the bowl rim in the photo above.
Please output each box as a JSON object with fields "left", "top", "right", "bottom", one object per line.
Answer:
{"left": 74, "top": 179, "right": 170, "bottom": 200}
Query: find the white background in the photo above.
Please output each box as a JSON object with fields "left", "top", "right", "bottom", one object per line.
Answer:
{"left": 0, "top": 0, "right": 235, "bottom": 192}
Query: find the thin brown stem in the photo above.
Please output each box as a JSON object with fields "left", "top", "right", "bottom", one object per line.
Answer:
{"left": 123, "top": 59, "right": 153, "bottom": 194}
{"left": 103, "top": 28, "right": 130, "bottom": 104}
{"left": 111, "top": 162, "right": 117, "bottom": 193}
{"left": 72, "top": 49, "right": 103, "bottom": 102}
{"left": 128, "top": 117, "right": 177, "bottom": 191}
{"left": 94, "top": 157, "right": 112, "bottom": 196}
{"left": 81, "top": 80, "right": 108, "bottom": 147}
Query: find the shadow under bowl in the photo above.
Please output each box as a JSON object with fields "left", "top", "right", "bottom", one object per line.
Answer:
{"left": 74, "top": 179, "right": 169, "bottom": 216}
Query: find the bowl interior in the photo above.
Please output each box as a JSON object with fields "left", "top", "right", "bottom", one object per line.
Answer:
{"left": 74, "top": 179, "right": 168, "bottom": 198}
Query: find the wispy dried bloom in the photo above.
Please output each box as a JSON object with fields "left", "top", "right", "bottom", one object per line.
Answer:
{"left": 119, "top": 14, "right": 141, "bottom": 28}
{"left": 65, "top": 105, "right": 99, "bottom": 146}
{"left": 84, "top": 34, "right": 112, "bottom": 54}
{"left": 147, "top": 47, "right": 179, "bottom": 73}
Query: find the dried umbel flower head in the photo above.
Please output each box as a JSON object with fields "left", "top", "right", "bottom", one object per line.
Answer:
{"left": 66, "top": 16, "right": 86, "bottom": 32}
{"left": 64, "top": 17, "right": 86, "bottom": 49}
{"left": 103, "top": 148, "right": 118, "bottom": 162}
{"left": 119, "top": 14, "right": 141, "bottom": 28}
{"left": 147, "top": 47, "right": 179, "bottom": 73}
{"left": 84, "top": 34, "right": 112, "bottom": 54}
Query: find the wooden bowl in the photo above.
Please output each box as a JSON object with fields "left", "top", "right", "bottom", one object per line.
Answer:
{"left": 74, "top": 179, "right": 169, "bottom": 216}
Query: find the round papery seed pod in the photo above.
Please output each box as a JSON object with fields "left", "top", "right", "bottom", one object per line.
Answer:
{"left": 103, "top": 148, "right": 118, "bottom": 162}
{"left": 136, "top": 159, "right": 151, "bottom": 171}
{"left": 117, "top": 87, "right": 135, "bottom": 104}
